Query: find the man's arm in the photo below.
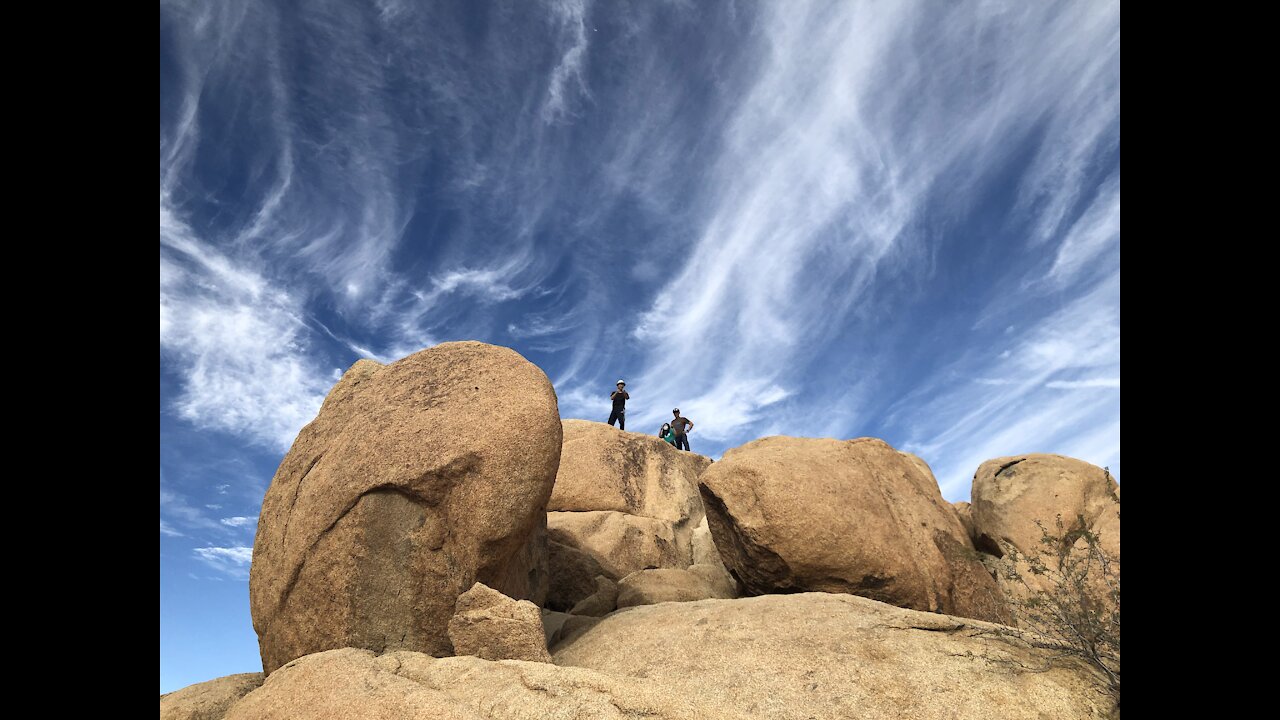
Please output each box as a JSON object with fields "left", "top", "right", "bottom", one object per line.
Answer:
{"left": 687, "top": 419, "right": 694, "bottom": 432}
{"left": 624, "top": 391, "right": 630, "bottom": 400}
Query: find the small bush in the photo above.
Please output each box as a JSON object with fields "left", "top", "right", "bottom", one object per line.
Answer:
{"left": 996, "top": 513, "right": 1120, "bottom": 707}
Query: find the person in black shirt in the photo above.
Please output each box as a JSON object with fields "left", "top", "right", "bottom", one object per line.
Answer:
{"left": 608, "top": 380, "right": 629, "bottom": 430}
{"left": 670, "top": 408, "right": 694, "bottom": 451}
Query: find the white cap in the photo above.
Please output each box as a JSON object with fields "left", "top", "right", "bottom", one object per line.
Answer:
{"left": 617, "top": 379, "right": 626, "bottom": 385}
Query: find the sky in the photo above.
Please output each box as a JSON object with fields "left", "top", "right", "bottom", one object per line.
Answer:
{"left": 160, "top": 0, "right": 1119, "bottom": 692}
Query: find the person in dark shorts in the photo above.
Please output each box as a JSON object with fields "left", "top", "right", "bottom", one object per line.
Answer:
{"left": 670, "top": 408, "right": 694, "bottom": 451}
{"left": 608, "top": 380, "right": 629, "bottom": 430}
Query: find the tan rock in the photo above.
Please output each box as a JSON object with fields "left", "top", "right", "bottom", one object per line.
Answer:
{"left": 568, "top": 575, "right": 618, "bottom": 617}
{"left": 615, "top": 568, "right": 736, "bottom": 609}
{"left": 546, "top": 539, "right": 609, "bottom": 612}
{"left": 685, "top": 452, "right": 714, "bottom": 476}
{"left": 249, "top": 342, "right": 562, "bottom": 673}
{"left": 971, "top": 454, "right": 1121, "bottom": 560}
{"left": 547, "top": 510, "right": 688, "bottom": 580}
{"left": 555, "top": 593, "right": 1116, "bottom": 719}
{"left": 160, "top": 673, "right": 263, "bottom": 720}
{"left": 447, "top": 582, "right": 552, "bottom": 663}
{"left": 687, "top": 563, "right": 739, "bottom": 598}
{"left": 552, "top": 420, "right": 707, "bottom": 523}
{"left": 546, "top": 422, "right": 719, "bottom": 614}
{"left": 690, "top": 515, "right": 728, "bottom": 568}
{"left": 952, "top": 501, "right": 976, "bottom": 544}
{"left": 689, "top": 515, "right": 739, "bottom": 596}
{"left": 699, "top": 436, "right": 1008, "bottom": 623}
{"left": 540, "top": 609, "right": 572, "bottom": 648}
{"left": 223, "top": 647, "right": 726, "bottom": 720}
{"left": 540, "top": 610, "right": 605, "bottom": 650}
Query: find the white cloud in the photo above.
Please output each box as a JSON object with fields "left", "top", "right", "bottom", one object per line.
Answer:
{"left": 194, "top": 546, "right": 254, "bottom": 580}
{"left": 160, "top": 199, "right": 330, "bottom": 450}
{"left": 219, "top": 516, "right": 259, "bottom": 528}
{"left": 160, "top": 520, "right": 185, "bottom": 537}
{"left": 426, "top": 268, "right": 523, "bottom": 303}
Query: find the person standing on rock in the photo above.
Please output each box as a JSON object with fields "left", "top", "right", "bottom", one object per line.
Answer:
{"left": 608, "top": 380, "right": 630, "bottom": 430}
{"left": 670, "top": 408, "right": 694, "bottom": 451}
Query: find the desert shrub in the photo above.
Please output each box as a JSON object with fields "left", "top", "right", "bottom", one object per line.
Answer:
{"left": 995, "top": 513, "right": 1120, "bottom": 707}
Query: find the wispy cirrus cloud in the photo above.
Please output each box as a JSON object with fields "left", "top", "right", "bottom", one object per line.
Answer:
{"left": 161, "top": 0, "right": 1119, "bottom": 517}
{"left": 1047, "top": 176, "right": 1121, "bottom": 285}
{"left": 895, "top": 269, "right": 1120, "bottom": 498}
{"left": 616, "top": 1, "right": 1121, "bottom": 456}
{"left": 542, "top": 0, "right": 592, "bottom": 123}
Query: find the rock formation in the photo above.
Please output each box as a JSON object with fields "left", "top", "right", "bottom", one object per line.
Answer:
{"left": 249, "top": 342, "right": 562, "bottom": 672}
{"left": 971, "top": 454, "right": 1120, "bottom": 560}
{"left": 699, "top": 436, "right": 1008, "bottom": 622}
{"left": 160, "top": 673, "right": 263, "bottom": 720}
{"left": 164, "top": 343, "right": 1120, "bottom": 719}
{"left": 447, "top": 582, "right": 552, "bottom": 663}
{"left": 546, "top": 420, "right": 716, "bottom": 609}
{"left": 556, "top": 593, "right": 1114, "bottom": 719}
{"left": 615, "top": 567, "right": 737, "bottom": 608}
{"left": 205, "top": 594, "right": 1113, "bottom": 720}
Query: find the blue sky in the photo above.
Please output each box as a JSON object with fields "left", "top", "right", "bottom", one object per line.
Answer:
{"left": 160, "top": 0, "right": 1119, "bottom": 692}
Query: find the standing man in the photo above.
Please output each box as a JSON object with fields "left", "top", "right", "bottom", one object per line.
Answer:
{"left": 670, "top": 408, "right": 694, "bottom": 451}
{"left": 608, "top": 380, "right": 630, "bottom": 430}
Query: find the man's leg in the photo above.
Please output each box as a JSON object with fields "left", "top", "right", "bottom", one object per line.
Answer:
{"left": 608, "top": 409, "right": 621, "bottom": 427}
{"left": 618, "top": 411, "right": 625, "bottom": 431}
{"left": 676, "top": 434, "right": 690, "bottom": 451}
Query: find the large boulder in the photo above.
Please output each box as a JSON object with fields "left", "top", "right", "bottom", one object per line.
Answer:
{"left": 160, "top": 673, "right": 263, "bottom": 720}
{"left": 249, "top": 342, "right": 562, "bottom": 673}
{"left": 554, "top": 593, "right": 1115, "bottom": 719}
{"left": 447, "top": 582, "right": 552, "bottom": 663}
{"left": 699, "top": 436, "right": 1007, "bottom": 622}
{"left": 222, "top": 648, "right": 720, "bottom": 720}
{"left": 970, "top": 454, "right": 1120, "bottom": 560}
